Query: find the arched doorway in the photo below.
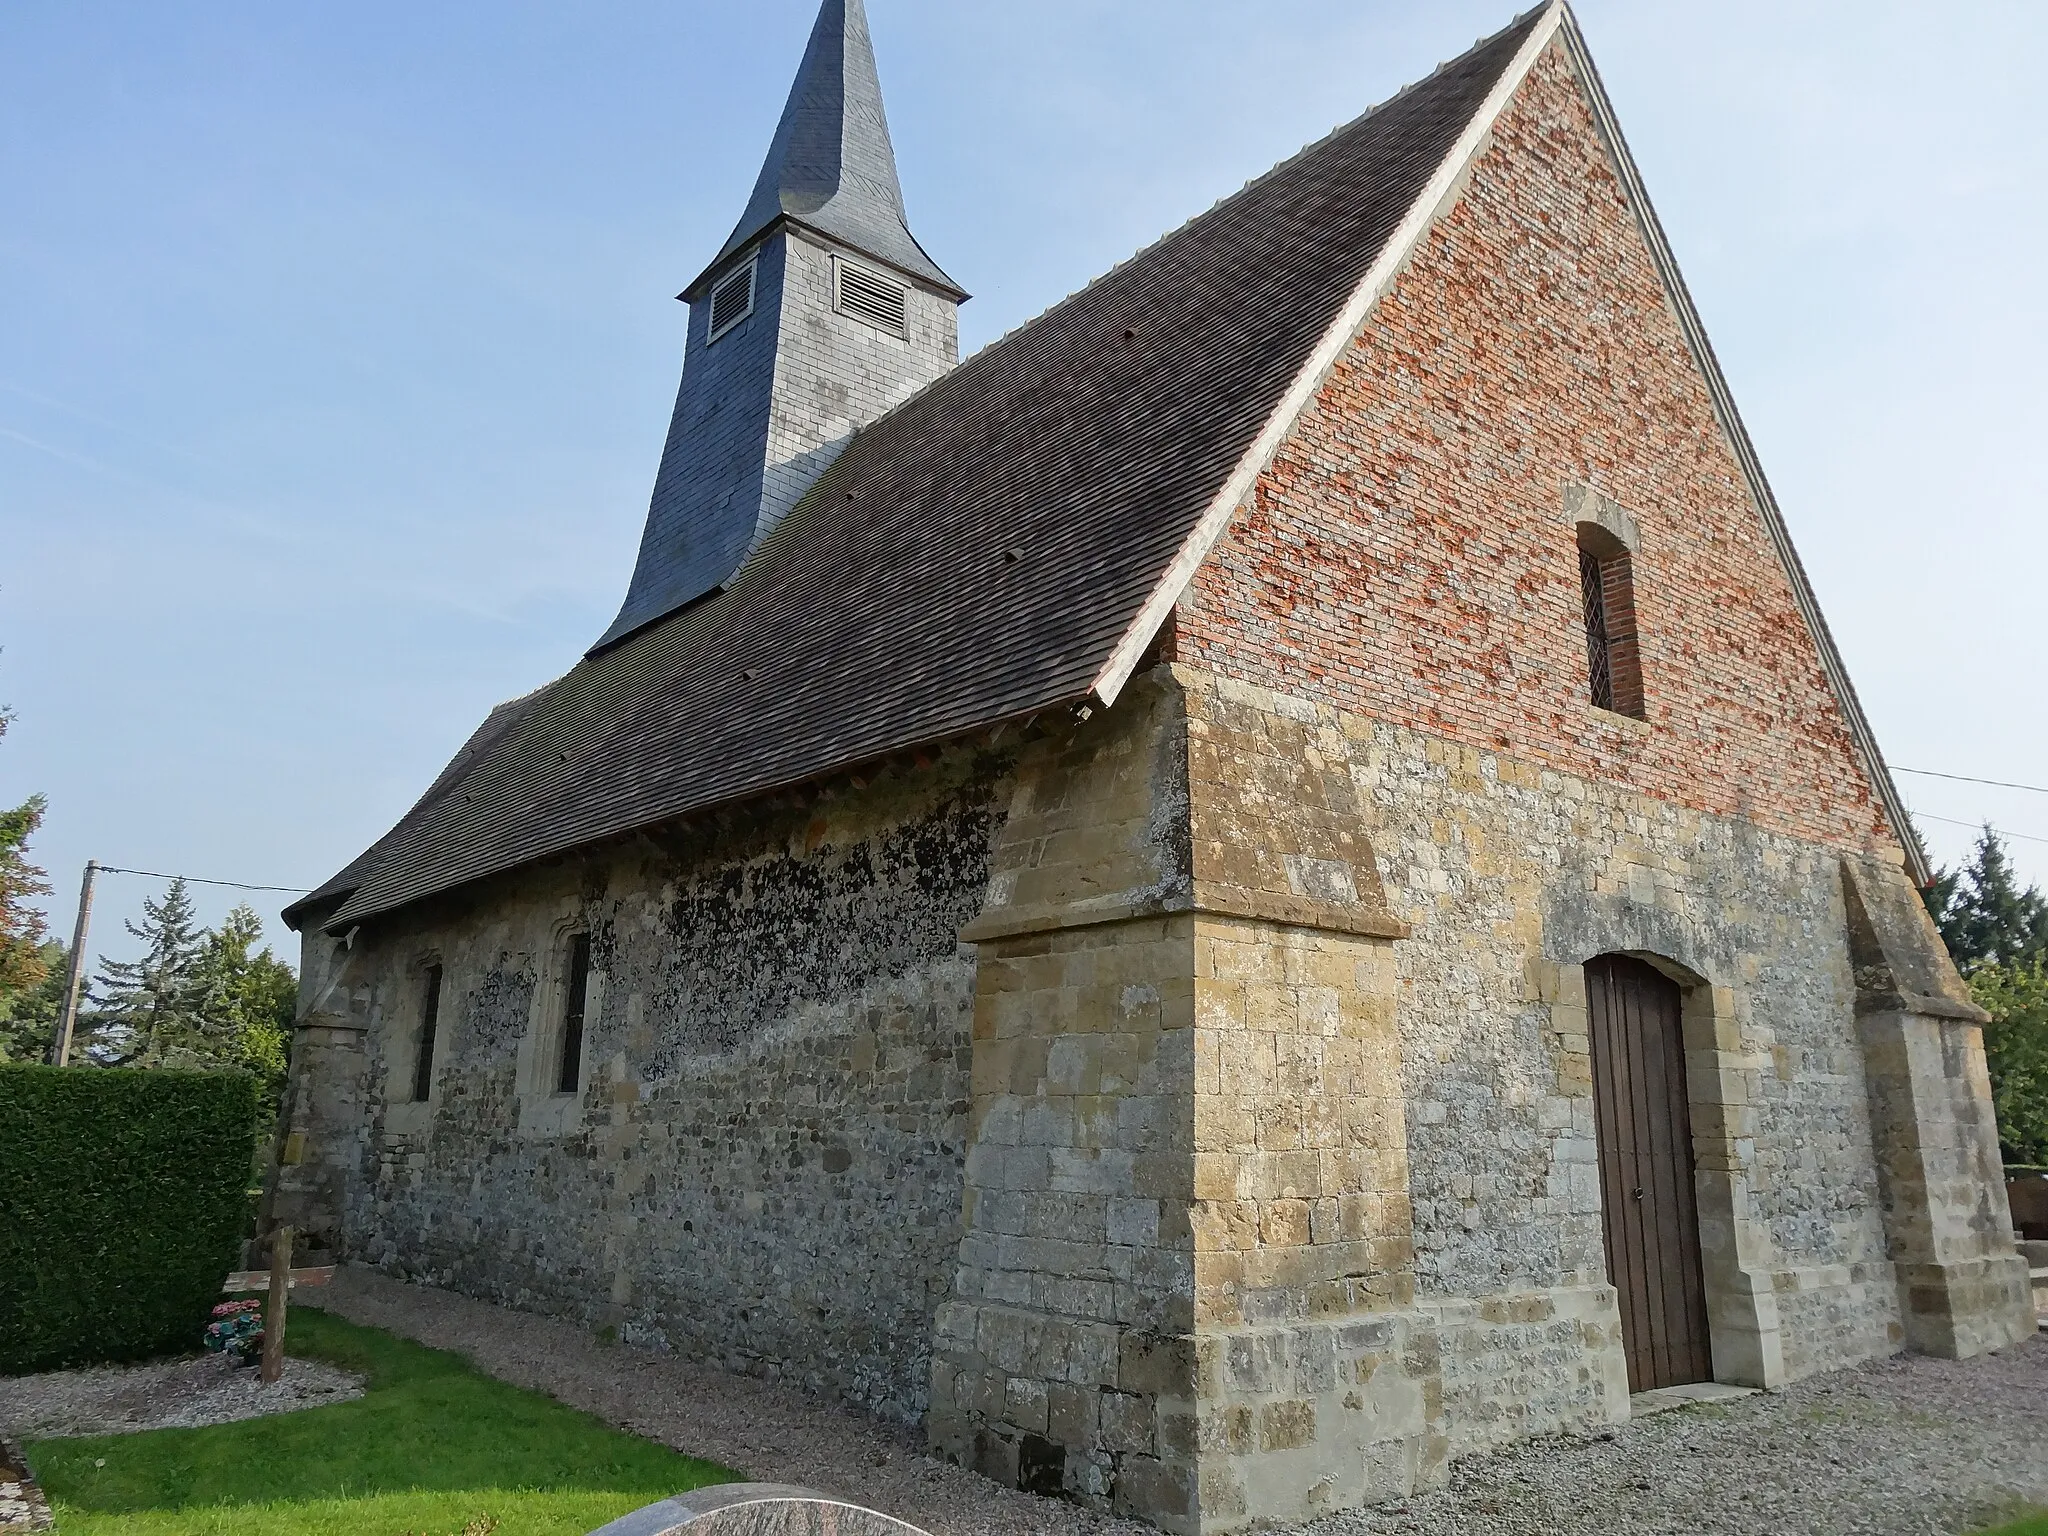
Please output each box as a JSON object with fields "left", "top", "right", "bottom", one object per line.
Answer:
{"left": 1585, "top": 954, "right": 1713, "bottom": 1391}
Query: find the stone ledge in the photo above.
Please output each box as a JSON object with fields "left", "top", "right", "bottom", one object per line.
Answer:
{"left": 961, "top": 883, "right": 1409, "bottom": 945}
{"left": 1856, "top": 988, "right": 1991, "bottom": 1025}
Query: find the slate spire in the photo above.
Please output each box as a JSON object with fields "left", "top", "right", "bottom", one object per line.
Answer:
{"left": 686, "top": 0, "right": 963, "bottom": 301}
{"left": 592, "top": 0, "right": 964, "bottom": 653}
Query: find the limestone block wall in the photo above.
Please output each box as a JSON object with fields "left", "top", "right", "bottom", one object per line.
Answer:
{"left": 1842, "top": 859, "right": 2034, "bottom": 1356}
{"left": 1187, "top": 668, "right": 1907, "bottom": 1387}
{"left": 281, "top": 737, "right": 1018, "bottom": 1422}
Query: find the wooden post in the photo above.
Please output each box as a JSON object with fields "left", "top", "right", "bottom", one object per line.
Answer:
{"left": 261, "top": 1224, "right": 292, "bottom": 1385}
{"left": 52, "top": 860, "right": 97, "bottom": 1067}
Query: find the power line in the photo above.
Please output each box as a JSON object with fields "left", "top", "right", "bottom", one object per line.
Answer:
{"left": 1909, "top": 812, "right": 2048, "bottom": 848}
{"left": 1891, "top": 766, "right": 2048, "bottom": 797}
{"left": 95, "top": 865, "right": 306, "bottom": 894}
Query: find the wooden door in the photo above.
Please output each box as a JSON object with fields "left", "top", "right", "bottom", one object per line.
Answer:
{"left": 1586, "top": 954, "right": 1713, "bottom": 1391}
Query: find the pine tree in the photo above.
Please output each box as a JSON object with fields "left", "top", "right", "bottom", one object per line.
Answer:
{"left": 87, "top": 877, "right": 212, "bottom": 1065}
{"left": 1923, "top": 826, "right": 2048, "bottom": 974}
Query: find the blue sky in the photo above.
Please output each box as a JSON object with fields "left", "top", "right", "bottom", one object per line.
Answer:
{"left": 5, "top": 0, "right": 2045, "bottom": 974}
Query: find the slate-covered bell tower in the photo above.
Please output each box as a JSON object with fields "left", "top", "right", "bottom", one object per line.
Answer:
{"left": 593, "top": 0, "right": 966, "bottom": 652}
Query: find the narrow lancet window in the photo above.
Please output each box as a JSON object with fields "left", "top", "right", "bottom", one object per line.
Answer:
{"left": 1577, "top": 527, "right": 1644, "bottom": 718}
{"left": 558, "top": 933, "right": 591, "bottom": 1095}
{"left": 412, "top": 963, "right": 443, "bottom": 1103}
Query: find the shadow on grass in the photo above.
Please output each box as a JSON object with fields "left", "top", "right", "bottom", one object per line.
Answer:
{"left": 27, "top": 1308, "right": 736, "bottom": 1536}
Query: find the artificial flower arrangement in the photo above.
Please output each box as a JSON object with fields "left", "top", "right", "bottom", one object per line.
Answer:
{"left": 204, "top": 1299, "right": 264, "bottom": 1365}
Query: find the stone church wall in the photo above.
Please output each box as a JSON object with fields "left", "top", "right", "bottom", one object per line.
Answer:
{"left": 285, "top": 738, "right": 1020, "bottom": 1423}
{"left": 1167, "top": 27, "right": 1946, "bottom": 1395}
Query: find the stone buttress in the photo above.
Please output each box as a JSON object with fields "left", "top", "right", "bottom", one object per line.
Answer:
{"left": 931, "top": 665, "right": 1632, "bottom": 1533}
{"left": 1842, "top": 859, "right": 2034, "bottom": 1356}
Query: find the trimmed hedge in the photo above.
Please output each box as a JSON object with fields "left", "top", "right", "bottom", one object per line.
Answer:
{"left": 1, "top": 1066, "right": 258, "bottom": 1374}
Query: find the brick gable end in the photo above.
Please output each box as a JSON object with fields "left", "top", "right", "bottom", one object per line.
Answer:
{"left": 1177, "top": 37, "right": 1894, "bottom": 861}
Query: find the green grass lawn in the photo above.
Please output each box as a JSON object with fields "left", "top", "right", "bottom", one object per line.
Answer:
{"left": 24, "top": 1307, "right": 736, "bottom": 1535}
{"left": 1980, "top": 1515, "right": 2048, "bottom": 1536}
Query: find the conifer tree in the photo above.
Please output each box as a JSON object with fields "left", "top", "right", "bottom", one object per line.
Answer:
{"left": 87, "top": 877, "right": 213, "bottom": 1065}
{"left": 1923, "top": 826, "right": 2048, "bottom": 974}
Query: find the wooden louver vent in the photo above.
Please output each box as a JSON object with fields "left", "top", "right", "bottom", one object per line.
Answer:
{"left": 837, "top": 261, "right": 907, "bottom": 333}
{"left": 709, "top": 263, "right": 755, "bottom": 338}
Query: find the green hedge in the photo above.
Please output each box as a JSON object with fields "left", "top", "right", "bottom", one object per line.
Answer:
{"left": 0, "top": 1066, "right": 258, "bottom": 1374}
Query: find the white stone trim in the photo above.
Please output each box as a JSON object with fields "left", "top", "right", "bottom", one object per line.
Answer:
{"left": 1087, "top": 2, "right": 1566, "bottom": 710}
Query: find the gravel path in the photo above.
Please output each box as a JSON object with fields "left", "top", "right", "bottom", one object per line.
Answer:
{"left": 1307, "top": 1336, "right": 2048, "bottom": 1536}
{"left": 0, "top": 1351, "right": 364, "bottom": 1440}
{"left": 316, "top": 1268, "right": 2046, "bottom": 1536}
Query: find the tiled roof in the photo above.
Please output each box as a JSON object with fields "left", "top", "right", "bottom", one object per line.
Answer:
{"left": 290, "top": 8, "right": 1548, "bottom": 933}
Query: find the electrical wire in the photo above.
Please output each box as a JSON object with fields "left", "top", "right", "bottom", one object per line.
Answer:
{"left": 1908, "top": 813, "right": 2048, "bottom": 848}
{"left": 1890, "top": 766, "right": 2048, "bottom": 797}
{"left": 95, "top": 865, "right": 306, "bottom": 894}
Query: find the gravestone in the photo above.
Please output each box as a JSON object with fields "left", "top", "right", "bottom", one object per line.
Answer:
{"left": 587, "top": 1484, "right": 933, "bottom": 1536}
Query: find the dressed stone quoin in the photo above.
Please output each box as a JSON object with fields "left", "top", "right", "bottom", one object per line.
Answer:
{"left": 271, "top": 3, "right": 2034, "bottom": 1531}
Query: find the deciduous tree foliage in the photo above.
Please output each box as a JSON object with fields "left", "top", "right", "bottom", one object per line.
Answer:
{"left": 0, "top": 939, "right": 66, "bottom": 1064}
{"left": 1925, "top": 827, "right": 2048, "bottom": 1168}
{"left": 1972, "top": 962, "right": 2048, "bottom": 1167}
{"left": 0, "top": 708, "right": 52, "bottom": 999}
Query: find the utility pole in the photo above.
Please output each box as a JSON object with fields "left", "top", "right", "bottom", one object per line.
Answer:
{"left": 53, "top": 859, "right": 96, "bottom": 1067}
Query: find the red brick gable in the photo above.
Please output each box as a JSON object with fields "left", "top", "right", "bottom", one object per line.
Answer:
{"left": 1176, "top": 37, "right": 1896, "bottom": 861}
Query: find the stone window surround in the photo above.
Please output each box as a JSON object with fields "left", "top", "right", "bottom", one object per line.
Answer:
{"left": 383, "top": 951, "right": 447, "bottom": 1138}
{"left": 517, "top": 916, "right": 604, "bottom": 1139}
{"left": 1539, "top": 933, "right": 1788, "bottom": 1389}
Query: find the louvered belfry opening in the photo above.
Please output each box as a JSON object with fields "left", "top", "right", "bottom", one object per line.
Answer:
{"left": 709, "top": 262, "right": 755, "bottom": 339}
{"left": 1586, "top": 954, "right": 1713, "bottom": 1393}
{"left": 1577, "top": 528, "right": 1643, "bottom": 717}
{"left": 837, "top": 259, "right": 908, "bottom": 334}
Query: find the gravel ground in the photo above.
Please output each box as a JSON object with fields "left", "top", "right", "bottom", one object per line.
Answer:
{"left": 1307, "top": 1335, "right": 2048, "bottom": 1536}
{"left": 317, "top": 1268, "right": 2046, "bottom": 1536}
{"left": 0, "top": 1351, "right": 364, "bottom": 1440}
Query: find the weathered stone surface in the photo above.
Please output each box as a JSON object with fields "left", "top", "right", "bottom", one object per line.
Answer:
{"left": 279, "top": 737, "right": 1019, "bottom": 1423}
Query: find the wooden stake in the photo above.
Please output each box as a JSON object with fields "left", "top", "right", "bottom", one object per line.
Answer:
{"left": 52, "top": 860, "right": 97, "bottom": 1067}
{"left": 261, "top": 1225, "right": 292, "bottom": 1385}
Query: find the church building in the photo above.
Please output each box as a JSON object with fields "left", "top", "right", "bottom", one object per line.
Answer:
{"left": 274, "top": 3, "right": 2033, "bottom": 1530}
